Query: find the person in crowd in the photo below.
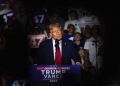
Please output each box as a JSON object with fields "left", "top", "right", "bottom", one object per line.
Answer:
{"left": 31, "top": 27, "right": 43, "bottom": 35}
{"left": 10, "top": 15, "right": 18, "bottom": 28}
{"left": 63, "top": 24, "right": 75, "bottom": 43}
{"left": 74, "top": 32, "right": 84, "bottom": 53}
{"left": 43, "top": 19, "right": 51, "bottom": 39}
{"left": 0, "top": 0, "right": 14, "bottom": 28}
{"left": 2, "top": 17, "right": 28, "bottom": 78}
{"left": 94, "top": 9, "right": 106, "bottom": 38}
{"left": 29, "top": 27, "right": 43, "bottom": 64}
{"left": 64, "top": 10, "right": 81, "bottom": 34}
{"left": 0, "top": 76, "right": 9, "bottom": 86}
{"left": 0, "top": 0, "right": 12, "bottom": 15}
{"left": 80, "top": 8, "right": 100, "bottom": 35}
{"left": 26, "top": 17, "right": 36, "bottom": 35}
{"left": 78, "top": 49, "right": 88, "bottom": 66}
{"left": 81, "top": 60, "right": 91, "bottom": 85}
{"left": 48, "top": 9, "right": 65, "bottom": 31}
{"left": 84, "top": 25, "right": 104, "bottom": 67}
{"left": 81, "top": 25, "right": 92, "bottom": 45}
{"left": 88, "top": 67, "right": 98, "bottom": 85}
{"left": 17, "top": 5, "right": 27, "bottom": 33}
{"left": 30, "top": 6, "right": 48, "bottom": 29}
{"left": 33, "top": 23, "right": 82, "bottom": 66}
{"left": 10, "top": 0, "right": 23, "bottom": 15}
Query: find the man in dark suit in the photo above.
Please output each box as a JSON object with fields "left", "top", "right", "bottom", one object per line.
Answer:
{"left": 33, "top": 23, "right": 82, "bottom": 65}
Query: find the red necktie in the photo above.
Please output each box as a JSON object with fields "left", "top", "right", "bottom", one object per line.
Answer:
{"left": 56, "top": 42, "right": 61, "bottom": 65}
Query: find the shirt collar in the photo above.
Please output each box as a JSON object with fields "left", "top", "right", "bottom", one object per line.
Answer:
{"left": 52, "top": 38, "right": 62, "bottom": 44}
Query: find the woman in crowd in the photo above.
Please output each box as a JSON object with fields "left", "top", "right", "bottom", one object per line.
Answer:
{"left": 78, "top": 49, "right": 88, "bottom": 66}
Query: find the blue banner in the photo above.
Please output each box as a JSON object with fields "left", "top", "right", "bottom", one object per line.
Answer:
{"left": 27, "top": 65, "right": 81, "bottom": 83}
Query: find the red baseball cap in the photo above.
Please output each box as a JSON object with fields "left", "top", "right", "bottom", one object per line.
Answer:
{"left": 67, "top": 24, "right": 74, "bottom": 28}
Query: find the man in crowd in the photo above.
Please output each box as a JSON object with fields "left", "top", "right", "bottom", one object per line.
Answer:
{"left": 84, "top": 25, "right": 103, "bottom": 67}
{"left": 34, "top": 23, "right": 82, "bottom": 65}
{"left": 48, "top": 9, "right": 65, "bottom": 31}
{"left": 0, "top": 0, "right": 14, "bottom": 28}
{"left": 81, "top": 25, "right": 92, "bottom": 45}
{"left": 74, "top": 32, "right": 84, "bottom": 53}
{"left": 64, "top": 10, "right": 81, "bottom": 34}
{"left": 80, "top": 8, "right": 100, "bottom": 35}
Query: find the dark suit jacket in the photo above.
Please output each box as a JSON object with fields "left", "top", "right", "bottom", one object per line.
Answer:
{"left": 33, "top": 38, "right": 81, "bottom": 65}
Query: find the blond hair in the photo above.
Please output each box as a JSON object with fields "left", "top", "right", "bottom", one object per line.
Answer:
{"left": 49, "top": 23, "right": 62, "bottom": 31}
{"left": 78, "top": 49, "right": 88, "bottom": 60}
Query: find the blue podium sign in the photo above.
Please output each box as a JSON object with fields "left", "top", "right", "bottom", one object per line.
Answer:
{"left": 27, "top": 65, "right": 81, "bottom": 83}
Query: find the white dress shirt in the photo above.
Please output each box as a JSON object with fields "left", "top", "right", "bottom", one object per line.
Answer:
{"left": 52, "top": 38, "right": 62, "bottom": 61}
{"left": 52, "top": 38, "right": 80, "bottom": 65}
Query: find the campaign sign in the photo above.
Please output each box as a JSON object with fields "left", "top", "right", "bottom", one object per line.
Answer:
{"left": 2, "top": 11, "right": 14, "bottom": 24}
{"left": 27, "top": 65, "right": 81, "bottom": 83}
{"left": 8, "top": 79, "right": 27, "bottom": 86}
{"left": 32, "top": 11, "right": 48, "bottom": 26}
{"left": 27, "top": 34, "right": 45, "bottom": 48}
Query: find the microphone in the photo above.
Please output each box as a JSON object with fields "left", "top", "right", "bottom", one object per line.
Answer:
{"left": 55, "top": 39, "right": 59, "bottom": 48}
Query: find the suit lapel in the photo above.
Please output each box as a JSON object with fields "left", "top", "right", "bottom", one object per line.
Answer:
{"left": 48, "top": 39, "right": 54, "bottom": 63}
{"left": 62, "top": 39, "right": 67, "bottom": 64}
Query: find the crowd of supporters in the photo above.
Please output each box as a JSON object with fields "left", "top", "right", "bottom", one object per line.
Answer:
{"left": 0, "top": 0, "right": 120, "bottom": 86}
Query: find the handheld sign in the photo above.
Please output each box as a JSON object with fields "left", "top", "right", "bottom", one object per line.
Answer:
{"left": 27, "top": 34, "right": 45, "bottom": 48}
{"left": 8, "top": 79, "right": 27, "bottom": 86}
{"left": 1, "top": 11, "right": 14, "bottom": 24}
{"left": 27, "top": 65, "right": 81, "bottom": 83}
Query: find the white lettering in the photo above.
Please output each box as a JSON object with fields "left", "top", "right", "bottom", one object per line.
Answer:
{"left": 19, "top": 80, "right": 26, "bottom": 86}
{"left": 48, "top": 75, "right": 51, "bottom": 78}
{"left": 52, "top": 75, "right": 55, "bottom": 78}
{"left": 51, "top": 70, "right": 55, "bottom": 74}
{"left": 12, "top": 80, "right": 20, "bottom": 86}
{"left": 29, "top": 37, "right": 37, "bottom": 46}
{"left": 41, "top": 70, "right": 45, "bottom": 75}
{"left": 62, "top": 70, "right": 66, "bottom": 74}
{"left": 36, "top": 37, "right": 43, "bottom": 45}
{"left": 56, "top": 74, "right": 59, "bottom": 78}
{"left": 46, "top": 70, "right": 50, "bottom": 74}
{"left": 56, "top": 70, "right": 61, "bottom": 74}
{"left": 44, "top": 75, "right": 47, "bottom": 78}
